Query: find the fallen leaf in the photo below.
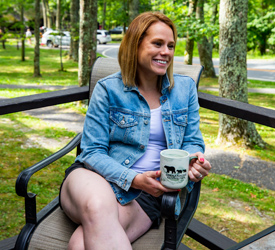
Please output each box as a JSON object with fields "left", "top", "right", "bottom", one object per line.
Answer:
{"left": 245, "top": 206, "right": 251, "bottom": 211}
{"left": 212, "top": 188, "right": 219, "bottom": 192}
{"left": 250, "top": 193, "right": 256, "bottom": 198}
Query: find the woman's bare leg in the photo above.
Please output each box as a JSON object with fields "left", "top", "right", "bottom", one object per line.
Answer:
{"left": 66, "top": 200, "right": 153, "bottom": 249}
{"left": 60, "top": 168, "right": 132, "bottom": 250}
{"left": 118, "top": 200, "right": 153, "bottom": 243}
{"left": 67, "top": 226, "right": 84, "bottom": 250}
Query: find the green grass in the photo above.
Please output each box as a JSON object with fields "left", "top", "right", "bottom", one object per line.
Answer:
{"left": 0, "top": 44, "right": 78, "bottom": 86}
{"left": 0, "top": 112, "right": 77, "bottom": 240}
{"left": 0, "top": 39, "right": 275, "bottom": 245}
{"left": 200, "top": 77, "right": 275, "bottom": 89}
{"left": 183, "top": 174, "right": 275, "bottom": 249}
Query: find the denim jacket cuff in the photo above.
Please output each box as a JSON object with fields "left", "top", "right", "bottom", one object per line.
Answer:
{"left": 186, "top": 180, "right": 194, "bottom": 193}
{"left": 118, "top": 169, "right": 138, "bottom": 191}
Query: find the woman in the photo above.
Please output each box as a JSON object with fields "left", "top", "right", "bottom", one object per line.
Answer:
{"left": 60, "top": 12, "right": 211, "bottom": 250}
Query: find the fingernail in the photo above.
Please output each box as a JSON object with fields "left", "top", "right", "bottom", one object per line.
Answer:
{"left": 156, "top": 171, "right": 159, "bottom": 175}
{"left": 200, "top": 158, "right": 205, "bottom": 162}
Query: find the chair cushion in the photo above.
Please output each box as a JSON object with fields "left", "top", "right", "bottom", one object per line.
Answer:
{"left": 28, "top": 207, "right": 164, "bottom": 250}
{"left": 28, "top": 207, "right": 77, "bottom": 250}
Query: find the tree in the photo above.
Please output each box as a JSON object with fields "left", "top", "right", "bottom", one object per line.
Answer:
{"left": 56, "top": 0, "right": 61, "bottom": 30}
{"left": 20, "top": 3, "right": 25, "bottom": 61}
{"left": 101, "top": 0, "right": 106, "bottom": 29}
{"left": 196, "top": 0, "right": 216, "bottom": 78}
{"left": 78, "top": 0, "right": 97, "bottom": 87}
{"left": 129, "top": 0, "right": 139, "bottom": 24}
{"left": 217, "top": 0, "right": 265, "bottom": 148}
{"left": 42, "top": 0, "right": 51, "bottom": 28}
{"left": 33, "top": 0, "right": 41, "bottom": 77}
{"left": 69, "top": 0, "right": 79, "bottom": 62}
{"left": 184, "top": 0, "right": 197, "bottom": 65}
{"left": 247, "top": 0, "right": 275, "bottom": 55}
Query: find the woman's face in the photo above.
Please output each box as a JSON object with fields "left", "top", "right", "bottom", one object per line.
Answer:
{"left": 137, "top": 21, "right": 175, "bottom": 81}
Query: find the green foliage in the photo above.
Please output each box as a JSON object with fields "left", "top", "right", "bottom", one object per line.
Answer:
{"left": 247, "top": 0, "right": 275, "bottom": 54}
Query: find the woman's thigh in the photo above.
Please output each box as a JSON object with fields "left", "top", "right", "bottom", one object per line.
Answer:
{"left": 118, "top": 200, "right": 153, "bottom": 242}
{"left": 60, "top": 168, "right": 118, "bottom": 224}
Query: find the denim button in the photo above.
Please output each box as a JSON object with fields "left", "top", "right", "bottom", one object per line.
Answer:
{"left": 140, "top": 145, "right": 145, "bottom": 150}
{"left": 144, "top": 120, "right": 149, "bottom": 125}
{"left": 125, "top": 159, "right": 130, "bottom": 164}
{"left": 120, "top": 120, "right": 125, "bottom": 125}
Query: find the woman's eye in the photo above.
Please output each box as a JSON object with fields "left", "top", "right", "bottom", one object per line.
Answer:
{"left": 154, "top": 42, "right": 161, "bottom": 46}
{"left": 168, "top": 44, "right": 175, "bottom": 49}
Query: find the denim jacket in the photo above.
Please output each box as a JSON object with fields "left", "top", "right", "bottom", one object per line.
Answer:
{"left": 75, "top": 72, "right": 205, "bottom": 205}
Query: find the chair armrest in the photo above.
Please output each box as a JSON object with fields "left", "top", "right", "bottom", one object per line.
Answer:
{"left": 16, "top": 133, "right": 82, "bottom": 198}
{"left": 161, "top": 192, "right": 179, "bottom": 219}
{"left": 161, "top": 182, "right": 201, "bottom": 250}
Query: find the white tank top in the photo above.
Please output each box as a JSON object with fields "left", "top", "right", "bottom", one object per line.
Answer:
{"left": 131, "top": 106, "right": 167, "bottom": 173}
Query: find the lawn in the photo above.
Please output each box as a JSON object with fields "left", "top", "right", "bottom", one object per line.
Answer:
{"left": 0, "top": 41, "right": 275, "bottom": 247}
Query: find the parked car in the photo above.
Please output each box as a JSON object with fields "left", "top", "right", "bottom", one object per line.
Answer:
{"left": 42, "top": 30, "right": 111, "bottom": 47}
{"left": 54, "top": 31, "right": 71, "bottom": 47}
{"left": 41, "top": 30, "right": 70, "bottom": 47}
{"left": 97, "top": 30, "right": 112, "bottom": 44}
{"left": 109, "top": 26, "right": 128, "bottom": 34}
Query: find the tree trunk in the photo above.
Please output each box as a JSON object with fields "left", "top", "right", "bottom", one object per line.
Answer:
{"left": 69, "top": 0, "right": 79, "bottom": 62}
{"left": 196, "top": 0, "right": 216, "bottom": 77}
{"left": 184, "top": 0, "right": 197, "bottom": 65}
{"left": 42, "top": 0, "right": 47, "bottom": 27}
{"left": 20, "top": 5, "right": 25, "bottom": 61}
{"left": 102, "top": 0, "right": 106, "bottom": 30}
{"left": 129, "top": 0, "right": 139, "bottom": 24}
{"left": 217, "top": 0, "right": 265, "bottom": 148}
{"left": 78, "top": 0, "right": 97, "bottom": 87}
{"left": 56, "top": 0, "right": 61, "bottom": 30}
{"left": 34, "top": 0, "right": 41, "bottom": 77}
{"left": 209, "top": 3, "right": 218, "bottom": 56}
{"left": 45, "top": 0, "right": 52, "bottom": 28}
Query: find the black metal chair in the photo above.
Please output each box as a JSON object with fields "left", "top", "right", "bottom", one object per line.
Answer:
{"left": 14, "top": 57, "right": 204, "bottom": 250}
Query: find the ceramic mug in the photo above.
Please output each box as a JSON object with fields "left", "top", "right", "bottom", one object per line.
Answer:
{"left": 160, "top": 149, "right": 198, "bottom": 189}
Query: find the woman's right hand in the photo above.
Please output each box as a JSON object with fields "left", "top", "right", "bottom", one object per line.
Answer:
{"left": 131, "top": 171, "right": 178, "bottom": 197}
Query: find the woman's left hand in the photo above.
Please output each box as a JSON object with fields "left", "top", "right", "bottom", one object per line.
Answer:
{"left": 188, "top": 152, "right": 211, "bottom": 182}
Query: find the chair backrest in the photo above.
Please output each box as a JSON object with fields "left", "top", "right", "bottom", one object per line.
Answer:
{"left": 89, "top": 57, "right": 203, "bottom": 98}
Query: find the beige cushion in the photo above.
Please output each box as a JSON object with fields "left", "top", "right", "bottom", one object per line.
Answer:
{"left": 28, "top": 207, "right": 77, "bottom": 250}
{"left": 28, "top": 207, "right": 164, "bottom": 250}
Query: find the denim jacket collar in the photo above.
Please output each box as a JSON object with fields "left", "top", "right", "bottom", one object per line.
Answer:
{"left": 123, "top": 73, "right": 171, "bottom": 94}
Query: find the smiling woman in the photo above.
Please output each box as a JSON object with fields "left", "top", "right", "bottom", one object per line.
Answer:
{"left": 59, "top": 11, "right": 211, "bottom": 250}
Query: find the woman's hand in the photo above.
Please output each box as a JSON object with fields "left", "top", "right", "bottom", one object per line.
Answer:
{"left": 131, "top": 171, "right": 178, "bottom": 197}
{"left": 188, "top": 152, "right": 211, "bottom": 182}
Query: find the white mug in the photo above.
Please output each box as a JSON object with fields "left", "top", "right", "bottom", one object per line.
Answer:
{"left": 160, "top": 149, "right": 198, "bottom": 189}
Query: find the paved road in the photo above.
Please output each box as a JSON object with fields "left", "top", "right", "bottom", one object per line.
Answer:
{"left": 97, "top": 44, "right": 275, "bottom": 82}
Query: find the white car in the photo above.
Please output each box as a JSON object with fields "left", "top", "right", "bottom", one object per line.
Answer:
{"left": 41, "top": 30, "right": 111, "bottom": 47}
{"left": 97, "top": 30, "right": 112, "bottom": 44}
{"left": 41, "top": 30, "right": 71, "bottom": 47}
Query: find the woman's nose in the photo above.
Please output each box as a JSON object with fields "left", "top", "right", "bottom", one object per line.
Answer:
{"left": 160, "top": 46, "right": 170, "bottom": 55}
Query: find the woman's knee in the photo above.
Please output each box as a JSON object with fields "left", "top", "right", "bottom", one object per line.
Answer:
{"left": 61, "top": 168, "right": 118, "bottom": 223}
{"left": 80, "top": 195, "right": 117, "bottom": 222}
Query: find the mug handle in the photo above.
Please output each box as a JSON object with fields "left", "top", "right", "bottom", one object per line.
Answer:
{"left": 189, "top": 156, "right": 198, "bottom": 163}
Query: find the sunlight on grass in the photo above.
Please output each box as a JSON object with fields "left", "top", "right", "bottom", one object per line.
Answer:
{"left": 0, "top": 45, "right": 79, "bottom": 86}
